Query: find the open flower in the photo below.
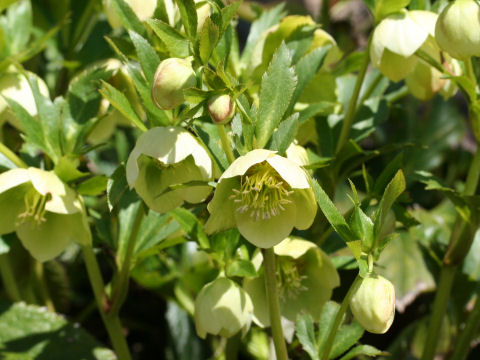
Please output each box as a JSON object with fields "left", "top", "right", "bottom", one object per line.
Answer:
{"left": 0, "top": 168, "right": 91, "bottom": 262}
{"left": 195, "top": 277, "right": 253, "bottom": 339}
{"left": 126, "top": 126, "right": 213, "bottom": 214}
{"left": 205, "top": 149, "right": 317, "bottom": 248}
{"left": 243, "top": 237, "right": 340, "bottom": 327}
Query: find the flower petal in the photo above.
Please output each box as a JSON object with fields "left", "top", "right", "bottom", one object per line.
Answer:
{"left": 292, "top": 188, "right": 317, "bottom": 230}
{"left": 266, "top": 155, "right": 310, "bottom": 189}
{"left": 243, "top": 275, "right": 270, "bottom": 327}
{"left": 204, "top": 178, "right": 238, "bottom": 234}
{"left": 0, "top": 168, "right": 29, "bottom": 193}
{"left": 0, "top": 182, "right": 31, "bottom": 235}
{"left": 234, "top": 201, "right": 296, "bottom": 248}
{"left": 274, "top": 237, "right": 316, "bottom": 259}
{"left": 219, "top": 149, "right": 275, "bottom": 181}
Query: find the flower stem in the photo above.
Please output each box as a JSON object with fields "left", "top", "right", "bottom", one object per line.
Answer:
{"left": 110, "top": 203, "right": 145, "bottom": 316}
{"left": 321, "top": 274, "right": 362, "bottom": 360}
{"left": 262, "top": 248, "right": 288, "bottom": 360}
{"left": 335, "top": 37, "right": 371, "bottom": 154}
{"left": 0, "top": 141, "right": 27, "bottom": 168}
{"left": 33, "top": 260, "right": 55, "bottom": 312}
{"left": 450, "top": 293, "right": 480, "bottom": 360}
{"left": 82, "top": 245, "right": 132, "bottom": 360}
{"left": 225, "top": 332, "right": 240, "bottom": 360}
{"left": 218, "top": 124, "right": 236, "bottom": 164}
{"left": 0, "top": 254, "right": 22, "bottom": 301}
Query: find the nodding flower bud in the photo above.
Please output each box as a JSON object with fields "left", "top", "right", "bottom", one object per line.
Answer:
{"left": 435, "top": 0, "right": 480, "bottom": 59}
{"left": 349, "top": 274, "right": 395, "bottom": 334}
{"left": 151, "top": 58, "right": 196, "bottom": 110}
{"left": 208, "top": 94, "right": 235, "bottom": 124}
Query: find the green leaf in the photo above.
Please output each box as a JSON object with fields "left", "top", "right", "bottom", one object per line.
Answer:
{"left": 111, "top": 0, "right": 147, "bottom": 36}
{"left": 4, "top": 0, "right": 31, "bottom": 54}
{"left": 220, "top": 1, "right": 241, "bottom": 35}
{"left": 339, "top": 345, "right": 387, "bottom": 360}
{"left": 296, "top": 313, "right": 320, "bottom": 360}
{"left": 54, "top": 156, "right": 87, "bottom": 183}
{"left": 174, "top": 0, "right": 197, "bottom": 40}
{"left": 77, "top": 176, "right": 109, "bottom": 196}
{"left": 170, "top": 208, "right": 209, "bottom": 249}
{"left": 199, "top": 17, "right": 220, "bottom": 64}
{"left": 312, "top": 179, "right": 356, "bottom": 243}
{"left": 375, "top": 0, "right": 411, "bottom": 20}
{"left": 99, "top": 81, "right": 147, "bottom": 132}
{"left": 255, "top": 43, "right": 297, "bottom": 148}
{"left": 129, "top": 30, "right": 160, "bottom": 84}
{"left": 268, "top": 112, "right": 298, "bottom": 155}
{"left": 107, "top": 165, "right": 137, "bottom": 211}
{"left": 147, "top": 19, "right": 189, "bottom": 58}
{"left": 226, "top": 259, "right": 257, "bottom": 278}
{"left": 0, "top": 301, "right": 116, "bottom": 359}
{"left": 330, "top": 321, "right": 364, "bottom": 359}
{"left": 193, "top": 122, "right": 230, "bottom": 172}
{"left": 350, "top": 205, "right": 374, "bottom": 252}
{"left": 373, "top": 170, "right": 405, "bottom": 242}
{"left": 0, "top": 0, "right": 19, "bottom": 12}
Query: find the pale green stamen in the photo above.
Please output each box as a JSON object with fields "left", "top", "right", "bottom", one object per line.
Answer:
{"left": 18, "top": 192, "right": 50, "bottom": 225}
{"left": 229, "top": 163, "right": 294, "bottom": 221}
{"left": 276, "top": 256, "right": 307, "bottom": 301}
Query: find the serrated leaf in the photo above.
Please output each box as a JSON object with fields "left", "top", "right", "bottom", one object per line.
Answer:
{"left": 255, "top": 43, "right": 297, "bottom": 148}
{"left": 129, "top": 30, "right": 160, "bottom": 84}
{"left": 111, "top": 0, "right": 147, "bottom": 36}
{"left": 220, "top": 1, "right": 241, "bottom": 34}
{"left": 296, "top": 313, "right": 319, "bottom": 360}
{"left": 99, "top": 81, "right": 147, "bottom": 132}
{"left": 147, "top": 19, "right": 189, "bottom": 58}
{"left": 226, "top": 259, "right": 257, "bottom": 277}
{"left": 199, "top": 17, "right": 219, "bottom": 64}
{"left": 268, "top": 112, "right": 298, "bottom": 154}
{"left": 174, "top": 0, "right": 197, "bottom": 40}
{"left": 0, "top": 301, "right": 116, "bottom": 359}
{"left": 330, "top": 321, "right": 364, "bottom": 359}
{"left": 339, "top": 345, "right": 387, "bottom": 360}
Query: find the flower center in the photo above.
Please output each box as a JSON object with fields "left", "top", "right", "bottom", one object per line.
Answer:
{"left": 18, "top": 191, "right": 51, "bottom": 225}
{"left": 230, "top": 162, "right": 293, "bottom": 221}
{"left": 276, "top": 256, "right": 307, "bottom": 300}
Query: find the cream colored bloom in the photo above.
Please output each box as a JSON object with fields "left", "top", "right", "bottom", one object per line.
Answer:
{"left": 194, "top": 277, "right": 253, "bottom": 339}
{"left": 205, "top": 149, "right": 317, "bottom": 248}
{"left": 126, "top": 126, "right": 213, "bottom": 213}
{"left": 0, "top": 168, "right": 90, "bottom": 262}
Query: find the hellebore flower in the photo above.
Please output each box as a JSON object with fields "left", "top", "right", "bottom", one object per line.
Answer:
{"left": 151, "top": 58, "right": 196, "bottom": 110}
{"left": 349, "top": 273, "right": 395, "bottom": 334}
{"left": 0, "top": 168, "right": 91, "bottom": 262}
{"left": 208, "top": 94, "right": 235, "bottom": 124}
{"left": 205, "top": 149, "right": 317, "bottom": 248}
{"left": 243, "top": 237, "right": 340, "bottom": 327}
{"left": 435, "top": 0, "right": 480, "bottom": 59}
{"left": 194, "top": 277, "right": 253, "bottom": 339}
{"left": 126, "top": 126, "right": 213, "bottom": 214}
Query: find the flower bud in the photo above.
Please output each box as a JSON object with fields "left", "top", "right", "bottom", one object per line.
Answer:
{"left": 435, "top": 0, "right": 480, "bottom": 59}
{"left": 194, "top": 277, "right": 253, "bottom": 339}
{"left": 151, "top": 58, "right": 196, "bottom": 110}
{"left": 103, "top": 0, "right": 157, "bottom": 29}
{"left": 208, "top": 94, "right": 235, "bottom": 124}
{"left": 349, "top": 274, "right": 395, "bottom": 334}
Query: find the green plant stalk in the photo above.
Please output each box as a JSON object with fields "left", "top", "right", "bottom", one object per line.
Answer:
{"left": 82, "top": 245, "right": 132, "bottom": 360}
{"left": 335, "top": 36, "right": 371, "bottom": 154}
{"left": 450, "top": 292, "right": 480, "bottom": 360}
{"left": 0, "top": 141, "right": 27, "bottom": 168}
{"left": 0, "top": 254, "right": 22, "bottom": 301}
{"left": 225, "top": 332, "right": 241, "bottom": 360}
{"left": 218, "top": 124, "right": 236, "bottom": 164}
{"left": 321, "top": 274, "right": 362, "bottom": 360}
{"left": 33, "top": 260, "right": 55, "bottom": 312}
{"left": 262, "top": 248, "right": 288, "bottom": 360}
{"left": 110, "top": 204, "right": 145, "bottom": 316}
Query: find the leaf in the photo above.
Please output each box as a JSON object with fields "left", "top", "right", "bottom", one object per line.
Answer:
{"left": 134, "top": 212, "right": 181, "bottom": 257}
{"left": 0, "top": 0, "right": 19, "bottom": 12}
{"left": 339, "top": 345, "right": 387, "bottom": 360}
{"left": 349, "top": 205, "right": 374, "bottom": 252}
{"left": 199, "top": 17, "right": 219, "bottom": 64}
{"left": 147, "top": 19, "right": 189, "bottom": 58}
{"left": 220, "top": 1, "right": 241, "bottom": 34}
{"left": 174, "top": 0, "right": 197, "bottom": 40}
{"left": 0, "top": 301, "right": 116, "bottom": 359}
{"left": 255, "top": 43, "right": 297, "bottom": 148}
{"left": 193, "top": 122, "right": 230, "bottom": 172}
{"left": 330, "top": 321, "right": 364, "bottom": 359}
{"left": 226, "top": 259, "right": 257, "bottom": 278}
{"left": 77, "top": 176, "right": 109, "bottom": 196}
{"left": 111, "top": 0, "right": 146, "bottom": 36}
{"left": 129, "top": 30, "right": 160, "bottom": 84}
{"left": 296, "top": 313, "right": 320, "bottom": 360}
{"left": 170, "top": 208, "right": 209, "bottom": 249}
{"left": 375, "top": 0, "right": 411, "bottom": 20}
{"left": 107, "top": 165, "right": 137, "bottom": 211}
{"left": 99, "top": 81, "right": 147, "bottom": 132}
{"left": 268, "top": 112, "right": 298, "bottom": 154}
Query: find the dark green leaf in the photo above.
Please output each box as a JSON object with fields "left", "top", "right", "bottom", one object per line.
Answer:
{"left": 330, "top": 321, "right": 364, "bottom": 359}
{"left": 339, "top": 345, "right": 387, "bottom": 360}
{"left": 147, "top": 19, "right": 189, "bottom": 58}
{"left": 129, "top": 30, "right": 160, "bottom": 84}
{"left": 193, "top": 122, "right": 230, "bottom": 172}
{"left": 170, "top": 208, "right": 209, "bottom": 249}
{"left": 111, "top": 0, "right": 146, "bottom": 36}
{"left": 199, "top": 17, "right": 219, "bottom": 64}
{"left": 174, "top": 0, "right": 197, "bottom": 40}
{"left": 296, "top": 313, "right": 320, "bottom": 360}
{"left": 77, "top": 176, "right": 109, "bottom": 196}
{"left": 268, "top": 112, "right": 298, "bottom": 154}
{"left": 107, "top": 165, "right": 137, "bottom": 211}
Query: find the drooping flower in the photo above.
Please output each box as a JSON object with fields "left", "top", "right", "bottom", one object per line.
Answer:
{"left": 0, "top": 168, "right": 91, "bottom": 262}
{"left": 205, "top": 149, "right": 317, "bottom": 248}
{"left": 126, "top": 126, "right": 213, "bottom": 214}
{"left": 194, "top": 276, "right": 253, "bottom": 339}
{"left": 243, "top": 237, "right": 340, "bottom": 327}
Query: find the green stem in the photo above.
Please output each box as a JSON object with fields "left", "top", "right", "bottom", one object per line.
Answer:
{"left": 110, "top": 204, "right": 145, "bottom": 316}
{"left": 0, "top": 142, "right": 27, "bottom": 168}
{"left": 321, "top": 274, "right": 362, "bottom": 360}
{"left": 450, "top": 294, "right": 480, "bottom": 360}
{"left": 33, "top": 260, "right": 55, "bottom": 312}
{"left": 0, "top": 254, "right": 22, "bottom": 301}
{"left": 225, "top": 332, "right": 240, "bottom": 360}
{"left": 335, "top": 37, "right": 371, "bottom": 154}
{"left": 82, "top": 245, "right": 132, "bottom": 360}
{"left": 262, "top": 248, "right": 288, "bottom": 360}
{"left": 358, "top": 71, "right": 383, "bottom": 107}
{"left": 218, "top": 124, "right": 236, "bottom": 164}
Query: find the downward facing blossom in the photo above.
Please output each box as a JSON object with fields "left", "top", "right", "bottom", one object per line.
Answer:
{"left": 0, "top": 168, "right": 90, "bottom": 262}
{"left": 126, "top": 126, "right": 213, "bottom": 214}
{"left": 205, "top": 149, "right": 317, "bottom": 248}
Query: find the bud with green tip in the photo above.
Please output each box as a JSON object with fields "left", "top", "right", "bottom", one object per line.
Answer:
{"left": 0, "top": 168, "right": 91, "bottom": 262}
{"left": 194, "top": 277, "right": 253, "bottom": 339}
{"left": 435, "top": 0, "right": 480, "bottom": 60}
{"left": 151, "top": 58, "right": 196, "bottom": 110}
{"left": 208, "top": 94, "right": 235, "bottom": 124}
{"left": 349, "top": 274, "right": 395, "bottom": 334}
